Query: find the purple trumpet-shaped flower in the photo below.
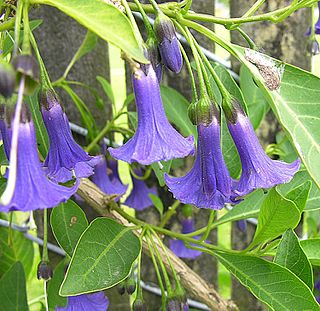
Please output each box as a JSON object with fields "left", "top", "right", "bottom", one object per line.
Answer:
{"left": 56, "top": 292, "right": 109, "bottom": 311}
{"left": 165, "top": 118, "right": 237, "bottom": 209}
{"left": 41, "top": 90, "right": 100, "bottom": 182}
{"left": 227, "top": 106, "right": 300, "bottom": 196}
{"left": 154, "top": 12, "right": 183, "bottom": 73}
{"left": 91, "top": 157, "right": 127, "bottom": 200}
{"left": 305, "top": 2, "right": 320, "bottom": 36}
{"left": 169, "top": 218, "right": 202, "bottom": 259}
{"left": 0, "top": 117, "right": 78, "bottom": 212}
{"left": 108, "top": 67, "right": 194, "bottom": 165}
{"left": 124, "top": 169, "right": 157, "bottom": 211}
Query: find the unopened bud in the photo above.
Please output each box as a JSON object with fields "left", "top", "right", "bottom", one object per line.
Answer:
{"left": 154, "top": 12, "right": 182, "bottom": 73}
{"left": 126, "top": 277, "right": 136, "bottom": 295}
{"left": 117, "top": 283, "right": 126, "bottom": 295}
{"left": 133, "top": 299, "right": 148, "bottom": 311}
{"left": 37, "top": 261, "right": 53, "bottom": 281}
{"left": 0, "top": 62, "right": 16, "bottom": 98}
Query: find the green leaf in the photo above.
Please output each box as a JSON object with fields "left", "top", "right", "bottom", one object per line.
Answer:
{"left": 60, "top": 217, "right": 141, "bottom": 296}
{"left": 149, "top": 194, "right": 164, "bottom": 216}
{"left": 97, "top": 76, "right": 115, "bottom": 107}
{"left": 240, "top": 65, "right": 269, "bottom": 129}
{"left": 235, "top": 46, "right": 320, "bottom": 189}
{"left": 300, "top": 239, "right": 320, "bottom": 266}
{"left": 27, "top": 91, "right": 49, "bottom": 157}
{"left": 0, "top": 227, "right": 34, "bottom": 278}
{"left": 61, "top": 83, "right": 97, "bottom": 140}
{"left": 31, "top": 0, "right": 147, "bottom": 63}
{"left": 215, "top": 251, "right": 319, "bottom": 311}
{"left": 151, "top": 160, "right": 172, "bottom": 187}
{"left": 250, "top": 188, "right": 301, "bottom": 247}
{"left": 48, "top": 260, "right": 67, "bottom": 310}
{"left": 160, "top": 86, "right": 197, "bottom": 138}
{"left": 50, "top": 200, "right": 88, "bottom": 257}
{"left": 213, "top": 189, "right": 267, "bottom": 227}
{"left": 65, "top": 31, "right": 98, "bottom": 77}
{"left": 274, "top": 229, "right": 313, "bottom": 289}
{"left": 278, "top": 181, "right": 311, "bottom": 213}
{"left": 0, "top": 262, "right": 28, "bottom": 311}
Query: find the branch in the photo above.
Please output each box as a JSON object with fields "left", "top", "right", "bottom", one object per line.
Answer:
{"left": 77, "top": 178, "right": 239, "bottom": 311}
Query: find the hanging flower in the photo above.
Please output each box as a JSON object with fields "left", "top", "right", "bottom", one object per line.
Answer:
{"left": 91, "top": 156, "right": 127, "bottom": 200}
{"left": 56, "top": 292, "right": 109, "bottom": 311}
{"left": 165, "top": 108, "right": 236, "bottom": 209}
{"left": 41, "top": 90, "right": 100, "bottom": 183}
{"left": 124, "top": 169, "right": 157, "bottom": 211}
{"left": 226, "top": 103, "right": 300, "bottom": 196}
{"left": 0, "top": 111, "right": 78, "bottom": 212}
{"left": 169, "top": 218, "right": 202, "bottom": 259}
{"left": 108, "top": 67, "right": 194, "bottom": 165}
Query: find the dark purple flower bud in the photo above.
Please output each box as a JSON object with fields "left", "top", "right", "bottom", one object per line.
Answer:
{"left": 237, "top": 219, "right": 247, "bottom": 232}
{"left": 165, "top": 117, "right": 237, "bottom": 209}
{"left": 169, "top": 218, "right": 202, "bottom": 259}
{"left": 307, "top": 40, "right": 320, "bottom": 55}
{"left": 124, "top": 168, "right": 157, "bottom": 211}
{"left": 0, "top": 114, "right": 79, "bottom": 212}
{"left": 91, "top": 157, "right": 127, "bottom": 200}
{"left": 126, "top": 277, "right": 136, "bottom": 295}
{"left": 56, "top": 292, "right": 109, "bottom": 311}
{"left": 154, "top": 13, "right": 182, "bottom": 73}
{"left": 133, "top": 299, "right": 148, "bottom": 311}
{"left": 117, "top": 282, "right": 126, "bottom": 295}
{"left": 0, "top": 62, "right": 15, "bottom": 98}
{"left": 41, "top": 90, "right": 100, "bottom": 182}
{"left": 37, "top": 261, "right": 53, "bottom": 280}
{"left": 226, "top": 102, "right": 300, "bottom": 196}
{"left": 305, "top": 2, "right": 320, "bottom": 36}
{"left": 12, "top": 54, "right": 39, "bottom": 94}
{"left": 109, "top": 67, "right": 194, "bottom": 164}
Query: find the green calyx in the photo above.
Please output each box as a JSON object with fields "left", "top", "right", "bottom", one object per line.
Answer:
{"left": 188, "top": 96, "right": 217, "bottom": 126}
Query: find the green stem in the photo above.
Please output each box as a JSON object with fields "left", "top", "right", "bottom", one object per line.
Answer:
{"left": 235, "top": 27, "right": 257, "bottom": 49}
{"left": 129, "top": 166, "right": 152, "bottom": 180}
{"left": 199, "top": 210, "right": 215, "bottom": 242}
{"left": 13, "top": 0, "right": 23, "bottom": 56}
{"left": 8, "top": 212, "right": 13, "bottom": 247}
{"left": 0, "top": 17, "right": 15, "bottom": 32}
{"left": 310, "top": 2, "right": 316, "bottom": 39}
{"left": 147, "top": 230, "right": 173, "bottom": 295}
{"left": 121, "top": 0, "right": 144, "bottom": 46}
{"left": 177, "top": 40, "right": 198, "bottom": 102}
{"left": 29, "top": 31, "right": 52, "bottom": 89}
{"left": 159, "top": 200, "right": 180, "bottom": 228}
{"left": 183, "top": 27, "right": 206, "bottom": 98}
{"left": 181, "top": 0, "right": 192, "bottom": 15}
{"left": 242, "top": 0, "right": 266, "bottom": 18}
{"left": 22, "top": 1, "right": 31, "bottom": 54}
{"left": 133, "top": 0, "right": 154, "bottom": 38}
{"left": 42, "top": 209, "right": 49, "bottom": 262}
{"left": 148, "top": 0, "right": 161, "bottom": 14}
{"left": 85, "top": 121, "right": 112, "bottom": 152}
{"left": 146, "top": 233, "right": 167, "bottom": 306}
{"left": 149, "top": 227, "right": 179, "bottom": 285}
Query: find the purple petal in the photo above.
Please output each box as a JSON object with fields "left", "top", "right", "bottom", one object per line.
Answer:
{"left": 56, "top": 292, "right": 109, "bottom": 311}
{"left": 41, "top": 94, "right": 100, "bottom": 182}
{"left": 108, "top": 67, "right": 194, "bottom": 165}
{"left": 165, "top": 120, "right": 236, "bottom": 210}
{"left": 227, "top": 111, "right": 300, "bottom": 196}
{"left": 0, "top": 121, "right": 78, "bottom": 212}
{"left": 159, "top": 37, "right": 183, "bottom": 73}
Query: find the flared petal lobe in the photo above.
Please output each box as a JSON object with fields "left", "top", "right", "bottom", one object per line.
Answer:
{"left": 41, "top": 93, "right": 100, "bottom": 182}
{"left": 165, "top": 120, "right": 236, "bottom": 210}
{"left": 56, "top": 292, "right": 109, "bottom": 311}
{"left": 227, "top": 110, "right": 300, "bottom": 196}
{"left": 124, "top": 169, "right": 157, "bottom": 211}
{"left": 91, "top": 157, "right": 127, "bottom": 200}
{"left": 0, "top": 121, "right": 78, "bottom": 212}
{"left": 169, "top": 218, "right": 202, "bottom": 259}
{"left": 109, "top": 67, "right": 194, "bottom": 165}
